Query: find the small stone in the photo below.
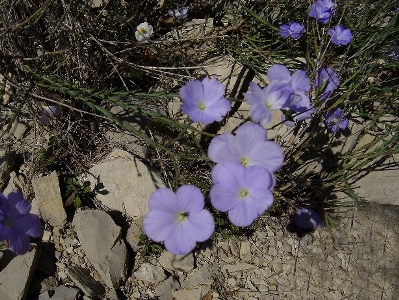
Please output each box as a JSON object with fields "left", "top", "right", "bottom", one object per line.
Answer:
{"left": 173, "top": 287, "right": 205, "bottom": 300}
{"left": 134, "top": 263, "right": 167, "bottom": 284}
{"left": 181, "top": 264, "right": 213, "bottom": 288}
{"left": 48, "top": 285, "right": 78, "bottom": 300}
{"left": 227, "top": 277, "right": 236, "bottom": 286}
{"left": 0, "top": 153, "right": 14, "bottom": 190}
{"left": 126, "top": 222, "right": 143, "bottom": 252}
{"left": 154, "top": 276, "right": 180, "bottom": 300}
{"left": 66, "top": 265, "right": 106, "bottom": 297}
{"left": 239, "top": 241, "right": 251, "bottom": 262}
{"left": 159, "top": 251, "right": 195, "bottom": 273}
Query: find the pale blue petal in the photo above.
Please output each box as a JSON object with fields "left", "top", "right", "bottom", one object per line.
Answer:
{"left": 164, "top": 223, "right": 197, "bottom": 255}
{"left": 249, "top": 103, "right": 272, "bottom": 125}
{"left": 250, "top": 188, "right": 274, "bottom": 215}
{"left": 210, "top": 183, "right": 239, "bottom": 212}
{"left": 148, "top": 188, "right": 178, "bottom": 213}
{"left": 184, "top": 210, "right": 214, "bottom": 242}
{"left": 228, "top": 199, "right": 258, "bottom": 227}
{"left": 176, "top": 185, "right": 204, "bottom": 214}
{"left": 208, "top": 133, "right": 236, "bottom": 163}
{"left": 180, "top": 80, "right": 204, "bottom": 105}
{"left": 291, "top": 70, "right": 311, "bottom": 92}
{"left": 202, "top": 78, "right": 225, "bottom": 104}
{"left": 248, "top": 142, "right": 284, "bottom": 172}
{"left": 267, "top": 64, "right": 291, "bottom": 82}
{"left": 143, "top": 210, "right": 177, "bottom": 243}
{"left": 243, "top": 82, "right": 264, "bottom": 105}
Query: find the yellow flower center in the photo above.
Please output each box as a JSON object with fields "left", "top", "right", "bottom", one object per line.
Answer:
{"left": 240, "top": 157, "right": 249, "bottom": 167}
{"left": 198, "top": 102, "right": 207, "bottom": 111}
{"left": 238, "top": 188, "right": 249, "bottom": 198}
{"left": 176, "top": 212, "right": 189, "bottom": 222}
{"left": 139, "top": 27, "right": 147, "bottom": 34}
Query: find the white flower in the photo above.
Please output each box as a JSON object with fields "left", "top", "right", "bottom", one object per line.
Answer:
{"left": 40, "top": 105, "right": 60, "bottom": 124}
{"left": 135, "top": 22, "right": 153, "bottom": 43}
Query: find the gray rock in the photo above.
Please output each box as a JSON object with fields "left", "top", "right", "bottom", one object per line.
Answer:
{"left": 159, "top": 251, "right": 195, "bottom": 273}
{"left": 73, "top": 210, "right": 129, "bottom": 288}
{"left": 84, "top": 149, "right": 164, "bottom": 220}
{"left": 32, "top": 171, "right": 67, "bottom": 227}
{"left": 3, "top": 171, "right": 28, "bottom": 197}
{"left": 49, "top": 285, "right": 79, "bottom": 300}
{"left": 5, "top": 119, "right": 28, "bottom": 140}
{"left": 125, "top": 222, "right": 142, "bottom": 252}
{"left": 154, "top": 276, "right": 180, "bottom": 300}
{"left": 0, "top": 247, "right": 41, "bottom": 300}
{"left": 66, "top": 265, "right": 106, "bottom": 297}
{"left": 173, "top": 286, "right": 206, "bottom": 300}
{"left": 181, "top": 264, "right": 213, "bottom": 288}
{"left": 0, "top": 153, "right": 14, "bottom": 190}
{"left": 133, "top": 262, "right": 167, "bottom": 283}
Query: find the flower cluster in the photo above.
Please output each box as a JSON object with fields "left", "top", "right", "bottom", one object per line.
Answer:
{"left": 0, "top": 191, "right": 42, "bottom": 255}
{"left": 243, "top": 64, "right": 313, "bottom": 127}
{"left": 208, "top": 123, "right": 283, "bottom": 227}
{"left": 281, "top": 1, "right": 353, "bottom": 46}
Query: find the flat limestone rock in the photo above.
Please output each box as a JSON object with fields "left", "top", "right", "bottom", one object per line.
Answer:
{"left": 32, "top": 171, "right": 67, "bottom": 227}
{"left": 73, "top": 210, "right": 128, "bottom": 289}
{"left": 85, "top": 149, "right": 164, "bottom": 220}
{"left": 0, "top": 247, "right": 40, "bottom": 300}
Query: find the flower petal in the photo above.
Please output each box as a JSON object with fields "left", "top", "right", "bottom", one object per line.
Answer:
{"left": 184, "top": 210, "right": 214, "bottom": 242}
{"left": 228, "top": 199, "right": 258, "bottom": 227}
{"left": 148, "top": 188, "right": 178, "bottom": 213}
{"left": 13, "top": 214, "right": 42, "bottom": 237}
{"left": 208, "top": 133, "right": 236, "bottom": 163}
{"left": 143, "top": 210, "right": 177, "bottom": 243}
{"left": 267, "top": 64, "right": 291, "bottom": 82}
{"left": 176, "top": 185, "right": 204, "bottom": 214}
{"left": 7, "top": 228, "right": 31, "bottom": 255}
{"left": 202, "top": 78, "right": 225, "bottom": 104}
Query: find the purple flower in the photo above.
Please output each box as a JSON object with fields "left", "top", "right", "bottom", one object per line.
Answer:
{"left": 40, "top": 105, "right": 60, "bottom": 124}
{"left": 279, "top": 22, "right": 306, "bottom": 39}
{"left": 267, "top": 64, "right": 313, "bottom": 116}
{"left": 143, "top": 185, "right": 214, "bottom": 255}
{"left": 328, "top": 25, "right": 353, "bottom": 46}
{"left": 208, "top": 122, "right": 284, "bottom": 173}
{"left": 168, "top": 6, "right": 189, "bottom": 20}
{"left": 308, "top": 0, "right": 336, "bottom": 24}
{"left": 267, "top": 64, "right": 311, "bottom": 94}
{"left": 323, "top": 107, "right": 349, "bottom": 133}
{"left": 294, "top": 208, "right": 325, "bottom": 230}
{"left": 281, "top": 106, "right": 314, "bottom": 127}
{"left": 243, "top": 81, "right": 291, "bottom": 126}
{"left": 180, "top": 77, "right": 231, "bottom": 125}
{"left": 210, "top": 162, "right": 274, "bottom": 227}
{"left": 0, "top": 191, "right": 42, "bottom": 255}
{"left": 315, "top": 67, "right": 340, "bottom": 101}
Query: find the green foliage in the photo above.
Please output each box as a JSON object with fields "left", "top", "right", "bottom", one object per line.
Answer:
{"left": 138, "top": 234, "right": 163, "bottom": 256}
{"left": 64, "top": 177, "right": 92, "bottom": 208}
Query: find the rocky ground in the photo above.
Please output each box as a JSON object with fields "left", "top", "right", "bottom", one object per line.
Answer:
{"left": 1, "top": 16, "right": 399, "bottom": 300}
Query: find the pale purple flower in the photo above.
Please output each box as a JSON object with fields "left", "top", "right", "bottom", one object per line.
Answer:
{"left": 279, "top": 22, "right": 306, "bottom": 39}
{"left": 208, "top": 122, "right": 284, "bottom": 173}
{"left": 40, "top": 105, "right": 60, "bottom": 124}
{"left": 135, "top": 22, "right": 153, "bottom": 43}
{"left": 316, "top": 67, "right": 340, "bottom": 101}
{"left": 267, "top": 64, "right": 312, "bottom": 114}
{"left": 0, "top": 191, "right": 42, "bottom": 255}
{"left": 143, "top": 185, "right": 214, "bottom": 255}
{"left": 294, "top": 208, "right": 325, "bottom": 230}
{"left": 308, "top": 0, "right": 336, "bottom": 24}
{"left": 267, "top": 64, "right": 311, "bottom": 94}
{"left": 210, "top": 162, "right": 274, "bottom": 227}
{"left": 243, "top": 81, "right": 291, "bottom": 126}
{"left": 328, "top": 25, "right": 353, "bottom": 46}
{"left": 180, "top": 77, "right": 231, "bottom": 125}
{"left": 281, "top": 106, "right": 314, "bottom": 127}
{"left": 323, "top": 107, "right": 349, "bottom": 133}
{"left": 168, "top": 6, "right": 189, "bottom": 20}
